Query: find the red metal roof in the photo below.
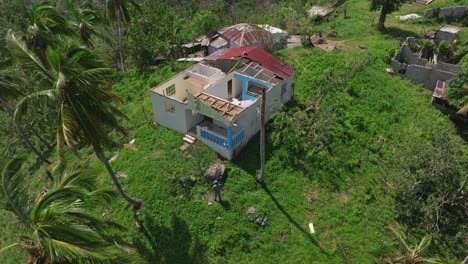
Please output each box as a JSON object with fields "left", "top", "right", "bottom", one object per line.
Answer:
{"left": 214, "top": 47, "right": 295, "bottom": 79}
{"left": 216, "top": 24, "right": 272, "bottom": 50}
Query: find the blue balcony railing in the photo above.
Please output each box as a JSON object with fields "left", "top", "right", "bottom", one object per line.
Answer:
{"left": 198, "top": 126, "right": 245, "bottom": 150}
{"left": 232, "top": 130, "right": 245, "bottom": 148}
{"left": 199, "top": 127, "right": 228, "bottom": 148}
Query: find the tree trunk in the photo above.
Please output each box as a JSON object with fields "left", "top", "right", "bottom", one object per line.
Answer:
{"left": 118, "top": 15, "right": 125, "bottom": 74}
{"left": 0, "top": 96, "right": 52, "bottom": 149}
{"left": 21, "top": 120, "right": 53, "bottom": 150}
{"left": 0, "top": 96, "right": 52, "bottom": 166}
{"left": 96, "top": 150, "right": 143, "bottom": 209}
{"left": 378, "top": 5, "right": 388, "bottom": 31}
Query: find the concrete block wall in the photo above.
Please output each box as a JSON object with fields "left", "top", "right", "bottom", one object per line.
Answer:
{"left": 403, "top": 65, "right": 456, "bottom": 91}
{"left": 424, "top": 6, "right": 467, "bottom": 18}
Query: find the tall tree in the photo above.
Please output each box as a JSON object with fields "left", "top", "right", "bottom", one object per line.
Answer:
{"left": 6, "top": 32, "right": 143, "bottom": 209}
{"left": 104, "top": 0, "right": 140, "bottom": 73}
{"left": 21, "top": 1, "right": 76, "bottom": 60}
{"left": 445, "top": 55, "right": 468, "bottom": 115}
{"left": 64, "top": 0, "right": 111, "bottom": 48}
{"left": 370, "top": 0, "right": 408, "bottom": 31}
{"left": 0, "top": 68, "right": 53, "bottom": 165}
{"left": 0, "top": 159, "right": 134, "bottom": 263}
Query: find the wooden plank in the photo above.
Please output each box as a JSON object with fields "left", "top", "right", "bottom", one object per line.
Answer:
{"left": 185, "top": 134, "right": 196, "bottom": 141}
{"left": 183, "top": 137, "right": 195, "bottom": 144}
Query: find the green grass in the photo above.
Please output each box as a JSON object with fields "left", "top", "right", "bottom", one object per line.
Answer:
{"left": 85, "top": 50, "right": 464, "bottom": 263}
{"left": 1, "top": 0, "right": 466, "bottom": 263}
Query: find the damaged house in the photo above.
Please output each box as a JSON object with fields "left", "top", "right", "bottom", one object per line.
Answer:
{"left": 202, "top": 23, "right": 275, "bottom": 55}
{"left": 150, "top": 47, "right": 295, "bottom": 159}
{"left": 390, "top": 35, "right": 459, "bottom": 90}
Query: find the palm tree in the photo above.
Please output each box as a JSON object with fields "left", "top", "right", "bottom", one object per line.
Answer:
{"left": 0, "top": 158, "right": 134, "bottom": 263}
{"left": 384, "top": 224, "right": 441, "bottom": 264}
{"left": 21, "top": 1, "right": 76, "bottom": 60}
{"left": 0, "top": 67, "right": 53, "bottom": 165}
{"left": 104, "top": 0, "right": 140, "bottom": 73}
{"left": 6, "top": 32, "right": 143, "bottom": 209}
{"left": 64, "top": 0, "right": 111, "bottom": 48}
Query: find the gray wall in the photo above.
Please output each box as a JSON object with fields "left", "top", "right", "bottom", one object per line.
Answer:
{"left": 404, "top": 65, "right": 456, "bottom": 91}
{"left": 391, "top": 44, "right": 459, "bottom": 90}
{"left": 424, "top": 6, "right": 467, "bottom": 18}
{"left": 151, "top": 92, "right": 190, "bottom": 134}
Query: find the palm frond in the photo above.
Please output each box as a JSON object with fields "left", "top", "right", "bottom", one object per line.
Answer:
{"left": 386, "top": 223, "right": 411, "bottom": 253}
{"left": 0, "top": 159, "right": 32, "bottom": 225}
{"left": 0, "top": 242, "right": 20, "bottom": 254}
{"left": 14, "top": 89, "right": 55, "bottom": 121}
{"left": 5, "top": 31, "right": 51, "bottom": 75}
{"left": 457, "top": 104, "right": 468, "bottom": 115}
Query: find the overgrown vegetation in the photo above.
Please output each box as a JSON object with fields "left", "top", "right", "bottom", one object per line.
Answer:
{"left": 0, "top": 0, "right": 467, "bottom": 263}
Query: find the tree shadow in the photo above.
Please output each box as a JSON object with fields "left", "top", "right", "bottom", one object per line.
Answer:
{"left": 133, "top": 214, "right": 207, "bottom": 264}
{"left": 382, "top": 27, "right": 420, "bottom": 41}
{"left": 231, "top": 131, "right": 277, "bottom": 177}
{"left": 261, "top": 182, "right": 329, "bottom": 255}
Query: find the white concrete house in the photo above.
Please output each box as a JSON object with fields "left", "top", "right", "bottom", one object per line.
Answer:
{"left": 151, "top": 47, "right": 295, "bottom": 159}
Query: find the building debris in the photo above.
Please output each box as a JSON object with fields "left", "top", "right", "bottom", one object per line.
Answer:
{"left": 116, "top": 171, "right": 128, "bottom": 179}
{"left": 246, "top": 207, "right": 256, "bottom": 214}
{"left": 399, "top": 13, "right": 422, "bottom": 21}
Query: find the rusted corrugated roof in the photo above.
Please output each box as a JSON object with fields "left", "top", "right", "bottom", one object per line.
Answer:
{"left": 216, "top": 23, "right": 272, "bottom": 49}
{"left": 197, "top": 93, "right": 244, "bottom": 120}
{"left": 212, "top": 47, "right": 295, "bottom": 79}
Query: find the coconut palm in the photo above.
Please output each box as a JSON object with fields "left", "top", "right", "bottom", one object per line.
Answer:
{"left": 21, "top": 1, "right": 77, "bottom": 60}
{"left": 0, "top": 158, "right": 134, "bottom": 263}
{"left": 384, "top": 224, "right": 441, "bottom": 264}
{"left": 6, "top": 32, "right": 143, "bottom": 209}
{"left": 0, "top": 67, "right": 53, "bottom": 165}
{"left": 104, "top": 0, "right": 140, "bottom": 73}
{"left": 64, "top": 0, "right": 111, "bottom": 48}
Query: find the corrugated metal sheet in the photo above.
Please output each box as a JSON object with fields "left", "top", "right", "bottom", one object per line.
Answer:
{"left": 216, "top": 23, "right": 272, "bottom": 50}
{"left": 212, "top": 47, "right": 295, "bottom": 79}
{"left": 432, "top": 80, "right": 447, "bottom": 99}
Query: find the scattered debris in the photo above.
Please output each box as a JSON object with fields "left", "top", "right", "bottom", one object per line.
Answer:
{"left": 339, "top": 192, "right": 350, "bottom": 205}
{"left": 414, "top": 0, "right": 435, "bottom": 4}
{"left": 286, "top": 35, "right": 305, "bottom": 49}
{"left": 277, "top": 232, "right": 284, "bottom": 242}
{"left": 216, "top": 216, "right": 223, "bottom": 220}
{"left": 327, "top": 30, "right": 338, "bottom": 38}
{"left": 204, "top": 161, "right": 225, "bottom": 181}
{"left": 123, "top": 138, "right": 138, "bottom": 151}
{"left": 109, "top": 152, "right": 118, "bottom": 162}
{"left": 246, "top": 207, "right": 256, "bottom": 214}
{"left": 309, "top": 223, "right": 315, "bottom": 234}
{"left": 180, "top": 143, "right": 190, "bottom": 151}
{"left": 308, "top": 5, "right": 333, "bottom": 17}
{"left": 358, "top": 44, "right": 367, "bottom": 49}
{"left": 252, "top": 215, "right": 268, "bottom": 227}
{"left": 177, "top": 57, "right": 205, "bottom": 62}
{"left": 116, "top": 171, "right": 128, "bottom": 179}
{"left": 399, "top": 14, "right": 422, "bottom": 21}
